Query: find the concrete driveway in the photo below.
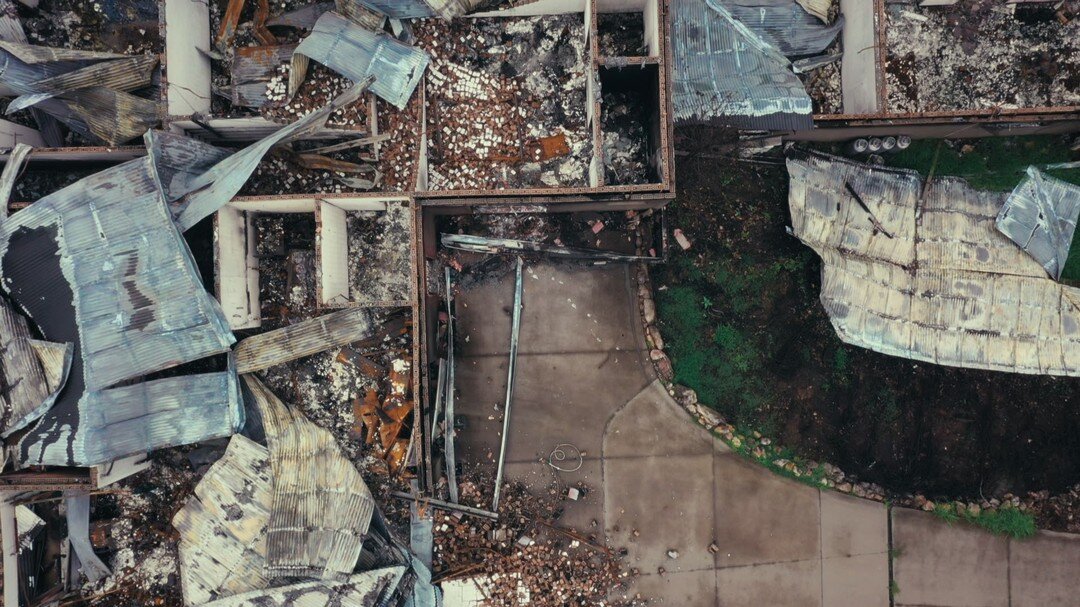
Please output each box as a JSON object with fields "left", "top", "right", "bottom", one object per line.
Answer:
{"left": 452, "top": 260, "right": 1080, "bottom": 606}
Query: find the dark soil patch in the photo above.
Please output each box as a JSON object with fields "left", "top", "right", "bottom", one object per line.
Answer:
{"left": 657, "top": 128, "right": 1080, "bottom": 514}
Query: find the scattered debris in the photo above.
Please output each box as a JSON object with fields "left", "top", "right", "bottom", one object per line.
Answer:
{"left": 885, "top": 1, "right": 1080, "bottom": 112}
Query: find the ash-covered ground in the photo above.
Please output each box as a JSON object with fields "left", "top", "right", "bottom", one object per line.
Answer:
{"left": 347, "top": 202, "right": 413, "bottom": 306}
{"left": 597, "top": 12, "right": 646, "bottom": 57}
{"left": 416, "top": 14, "right": 592, "bottom": 190}
{"left": 255, "top": 213, "right": 317, "bottom": 327}
{"left": 885, "top": 0, "right": 1080, "bottom": 112}
{"left": 602, "top": 88, "right": 652, "bottom": 185}
{"left": 15, "top": 0, "right": 160, "bottom": 54}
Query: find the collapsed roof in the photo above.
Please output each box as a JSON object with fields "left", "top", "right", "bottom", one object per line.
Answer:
{"left": 0, "top": 83, "right": 370, "bottom": 468}
{"left": 788, "top": 150, "right": 1080, "bottom": 376}
{"left": 673, "top": 0, "right": 815, "bottom": 130}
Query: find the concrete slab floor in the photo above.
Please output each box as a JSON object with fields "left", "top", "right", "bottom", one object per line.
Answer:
{"left": 891, "top": 508, "right": 1009, "bottom": 607}
{"left": 442, "top": 256, "right": 1080, "bottom": 607}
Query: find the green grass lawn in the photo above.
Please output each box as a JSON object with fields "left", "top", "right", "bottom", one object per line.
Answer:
{"left": 886, "top": 136, "right": 1080, "bottom": 192}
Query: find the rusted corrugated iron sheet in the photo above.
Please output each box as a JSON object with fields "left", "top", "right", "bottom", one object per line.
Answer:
{"left": 244, "top": 375, "right": 376, "bottom": 580}
{"left": 229, "top": 45, "right": 296, "bottom": 108}
{"left": 6, "top": 54, "right": 158, "bottom": 112}
{"left": 996, "top": 167, "right": 1080, "bottom": 281}
{"left": 0, "top": 42, "right": 160, "bottom": 145}
{"left": 0, "top": 298, "right": 71, "bottom": 439}
{"left": 1, "top": 145, "right": 243, "bottom": 466}
{"left": 197, "top": 567, "right": 407, "bottom": 607}
{"left": 234, "top": 307, "right": 385, "bottom": 374}
{"left": 674, "top": 0, "right": 813, "bottom": 129}
{"left": 291, "top": 11, "right": 428, "bottom": 110}
{"left": 789, "top": 150, "right": 1080, "bottom": 376}
{"left": 0, "top": 297, "right": 49, "bottom": 436}
{"left": 35, "top": 87, "right": 161, "bottom": 146}
{"left": 173, "top": 435, "right": 273, "bottom": 607}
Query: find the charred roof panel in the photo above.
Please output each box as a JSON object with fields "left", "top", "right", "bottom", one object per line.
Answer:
{"left": 197, "top": 567, "right": 407, "bottom": 607}
{"left": 789, "top": 150, "right": 1080, "bottom": 377}
{"left": 234, "top": 307, "right": 384, "bottom": 374}
{"left": 0, "top": 150, "right": 243, "bottom": 466}
{"left": 673, "top": 0, "right": 813, "bottom": 129}
{"left": 996, "top": 168, "right": 1080, "bottom": 281}
{"left": 245, "top": 375, "right": 376, "bottom": 581}
{"left": 173, "top": 434, "right": 273, "bottom": 606}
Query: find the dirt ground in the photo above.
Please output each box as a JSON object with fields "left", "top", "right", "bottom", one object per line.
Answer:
{"left": 656, "top": 129, "right": 1080, "bottom": 530}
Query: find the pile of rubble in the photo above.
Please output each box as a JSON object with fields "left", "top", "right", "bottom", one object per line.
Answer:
{"left": 885, "top": 0, "right": 1080, "bottom": 112}
{"left": 602, "top": 89, "right": 652, "bottom": 185}
{"left": 432, "top": 476, "right": 645, "bottom": 607}
{"left": 415, "top": 15, "right": 591, "bottom": 190}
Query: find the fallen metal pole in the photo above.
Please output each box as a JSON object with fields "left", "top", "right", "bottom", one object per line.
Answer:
{"left": 389, "top": 491, "right": 499, "bottom": 520}
{"left": 492, "top": 257, "right": 523, "bottom": 512}
{"left": 445, "top": 266, "right": 459, "bottom": 504}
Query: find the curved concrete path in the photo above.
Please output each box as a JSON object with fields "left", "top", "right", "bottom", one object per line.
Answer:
{"left": 453, "top": 262, "right": 1080, "bottom": 606}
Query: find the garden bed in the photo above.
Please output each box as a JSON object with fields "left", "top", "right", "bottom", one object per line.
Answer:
{"left": 657, "top": 129, "right": 1080, "bottom": 531}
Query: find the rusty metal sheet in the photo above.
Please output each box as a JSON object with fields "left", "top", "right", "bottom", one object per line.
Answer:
{"left": 788, "top": 149, "right": 1080, "bottom": 376}
{"left": 267, "top": 2, "right": 334, "bottom": 28}
{"left": 7, "top": 54, "right": 158, "bottom": 112}
{"left": 243, "top": 375, "right": 376, "bottom": 581}
{"left": 229, "top": 44, "right": 296, "bottom": 106}
{"left": 234, "top": 307, "right": 386, "bottom": 374}
{"left": 996, "top": 168, "right": 1080, "bottom": 281}
{"left": 0, "top": 296, "right": 53, "bottom": 438}
{"left": 172, "top": 435, "right": 273, "bottom": 607}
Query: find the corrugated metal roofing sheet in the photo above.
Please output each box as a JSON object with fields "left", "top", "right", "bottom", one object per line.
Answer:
{"left": 673, "top": 0, "right": 814, "bottom": 129}
{"left": 789, "top": 150, "right": 1080, "bottom": 377}
{"left": 173, "top": 434, "right": 273, "bottom": 606}
{"left": 197, "top": 567, "right": 407, "bottom": 607}
{"left": 166, "top": 81, "right": 370, "bottom": 232}
{"left": 245, "top": 375, "right": 376, "bottom": 581}
{"left": 0, "top": 42, "right": 160, "bottom": 145}
{"left": 292, "top": 11, "right": 428, "bottom": 110}
{"left": 0, "top": 296, "right": 52, "bottom": 438}
{"left": 1, "top": 149, "right": 243, "bottom": 467}
{"left": 234, "top": 307, "right": 384, "bottom": 374}
{"left": 719, "top": 0, "right": 843, "bottom": 57}
{"left": 355, "top": 0, "right": 434, "bottom": 18}
{"left": 996, "top": 167, "right": 1080, "bottom": 281}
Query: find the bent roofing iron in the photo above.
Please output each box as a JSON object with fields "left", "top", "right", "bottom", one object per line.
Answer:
{"left": 290, "top": 11, "right": 428, "bottom": 110}
{"left": 173, "top": 434, "right": 274, "bottom": 606}
{"left": 996, "top": 167, "right": 1080, "bottom": 281}
{"left": 789, "top": 149, "right": 1080, "bottom": 377}
{"left": 673, "top": 0, "right": 814, "bottom": 130}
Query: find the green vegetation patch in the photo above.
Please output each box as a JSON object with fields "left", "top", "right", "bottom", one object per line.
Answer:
{"left": 886, "top": 136, "right": 1080, "bottom": 192}
{"left": 932, "top": 503, "right": 1037, "bottom": 539}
